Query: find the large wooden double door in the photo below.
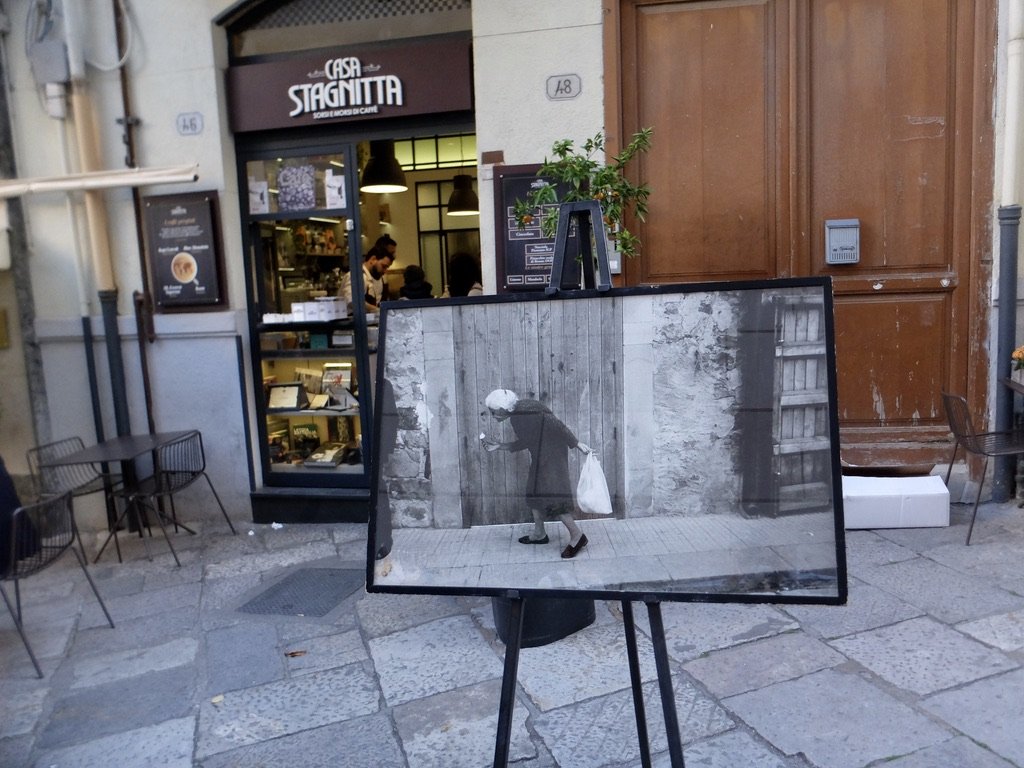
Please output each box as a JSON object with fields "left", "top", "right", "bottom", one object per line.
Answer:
{"left": 611, "top": 0, "right": 995, "bottom": 463}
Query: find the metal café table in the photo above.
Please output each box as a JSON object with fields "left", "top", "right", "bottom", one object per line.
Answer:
{"left": 41, "top": 430, "right": 195, "bottom": 565}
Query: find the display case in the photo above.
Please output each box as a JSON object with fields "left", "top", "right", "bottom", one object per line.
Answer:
{"left": 240, "top": 144, "right": 376, "bottom": 521}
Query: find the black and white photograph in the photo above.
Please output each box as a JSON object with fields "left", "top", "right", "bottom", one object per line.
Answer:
{"left": 368, "top": 278, "right": 847, "bottom": 604}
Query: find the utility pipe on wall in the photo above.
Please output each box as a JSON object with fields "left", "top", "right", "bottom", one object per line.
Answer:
{"left": 993, "top": 0, "right": 1024, "bottom": 501}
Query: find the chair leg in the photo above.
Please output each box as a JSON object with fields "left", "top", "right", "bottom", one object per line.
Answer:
{"left": 0, "top": 582, "right": 43, "bottom": 678}
{"left": 944, "top": 442, "right": 960, "bottom": 486}
{"left": 139, "top": 500, "right": 181, "bottom": 567}
{"left": 966, "top": 456, "right": 988, "bottom": 545}
{"left": 203, "top": 473, "right": 237, "bottom": 534}
{"left": 70, "top": 547, "right": 115, "bottom": 629}
{"left": 95, "top": 499, "right": 134, "bottom": 564}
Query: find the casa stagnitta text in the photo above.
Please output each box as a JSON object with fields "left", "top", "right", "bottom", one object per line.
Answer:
{"left": 288, "top": 57, "right": 403, "bottom": 120}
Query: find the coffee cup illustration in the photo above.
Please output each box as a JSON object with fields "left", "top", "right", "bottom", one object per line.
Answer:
{"left": 170, "top": 251, "right": 198, "bottom": 283}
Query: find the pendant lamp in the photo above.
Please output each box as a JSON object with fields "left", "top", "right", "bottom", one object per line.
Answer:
{"left": 446, "top": 174, "right": 479, "bottom": 216}
{"left": 360, "top": 140, "right": 408, "bottom": 193}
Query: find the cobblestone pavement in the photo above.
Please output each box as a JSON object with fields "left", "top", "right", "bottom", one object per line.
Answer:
{"left": 1, "top": 497, "right": 1022, "bottom": 767}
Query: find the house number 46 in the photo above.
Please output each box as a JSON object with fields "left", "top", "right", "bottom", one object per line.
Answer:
{"left": 176, "top": 112, "right": 204, "bottom": 136}
{"left": 546, "top": 75, "right": 581, "bottom": 101}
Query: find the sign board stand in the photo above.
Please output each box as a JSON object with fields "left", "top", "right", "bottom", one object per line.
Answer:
{"left": 492, "top": 596, "right": 685, "bottom": 767}
{"left": 546, "top": 200, "right": 613, "bottom": 293}
{"left": 496, "top": 234, "right": 684, "bottom": 768}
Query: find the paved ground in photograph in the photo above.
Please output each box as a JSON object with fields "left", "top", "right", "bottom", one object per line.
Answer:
{"left": 1, "top": 494, "right": 1023, "bottom": 767}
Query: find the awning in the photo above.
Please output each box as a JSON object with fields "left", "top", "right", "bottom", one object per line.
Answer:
{"left": 0, "top": 163, "right": 199, "bottom": 198}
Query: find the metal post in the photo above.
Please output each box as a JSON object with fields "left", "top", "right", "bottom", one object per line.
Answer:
{"left": 99, "top": 288, "right": 131, "bottom": 437}
{"left": 994, "top": 204, "right": 1021, "bottom": 501}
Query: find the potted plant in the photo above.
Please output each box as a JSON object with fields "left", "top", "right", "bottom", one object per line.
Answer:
{"left": 513, "top": 127, "right": 653, "bottom": 261}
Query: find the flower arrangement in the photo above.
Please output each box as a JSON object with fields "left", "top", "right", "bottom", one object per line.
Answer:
{"left": 1014, "top": 345, "right": 1024, "bottom": 371}
{"left": 513, "top": 128, "right": 653, "bottom": 260}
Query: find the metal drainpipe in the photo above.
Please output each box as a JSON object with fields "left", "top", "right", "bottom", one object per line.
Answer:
{"left": 993, "top": 205, "right": 1021, "bottom": 502}
{"left": 114, "top": 0, "right": 156, "bottom": 435}
{"left": 993, "top": 0, "right": 1024, "bottom": 502}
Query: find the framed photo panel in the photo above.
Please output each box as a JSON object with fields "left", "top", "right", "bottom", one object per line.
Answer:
{"left": 367, "top": 277, "right": 847, "bottom": 605}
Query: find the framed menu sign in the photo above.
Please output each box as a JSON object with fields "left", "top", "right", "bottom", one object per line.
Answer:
{"left": 144, "top": 192, "right": 225, "bottom": 310}
{"left": 492, "top": 165, "right": 579, "bottom": 292}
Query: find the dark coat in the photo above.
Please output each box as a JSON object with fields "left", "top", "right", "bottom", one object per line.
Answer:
{"left": 506, "top": 400, "right": 578, "bottom": 514}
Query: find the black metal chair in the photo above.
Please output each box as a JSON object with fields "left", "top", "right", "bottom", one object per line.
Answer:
{"left": 97, "top": 430, "right": 236, "bottom": 567}
{"left": 1, "top": 491, "right": 114, "bottom": 677}
{"left": 942, "top": 392, "right": 1024, "bottom": 544}
{"left": 27, "top": 437, "right": 122, "bottom": 560}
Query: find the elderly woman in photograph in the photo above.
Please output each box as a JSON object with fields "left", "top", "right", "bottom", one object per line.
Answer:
{"left": 481, "top": 389, "right": 591, "bottom": 558}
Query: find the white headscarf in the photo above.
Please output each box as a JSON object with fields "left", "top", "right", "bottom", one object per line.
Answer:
{"left": 485, "top": 389, "right": 518, "bottom": 412}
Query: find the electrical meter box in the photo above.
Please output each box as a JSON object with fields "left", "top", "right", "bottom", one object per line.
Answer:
{"left": 825, "top": 219, "right": 860, "bottom": 265}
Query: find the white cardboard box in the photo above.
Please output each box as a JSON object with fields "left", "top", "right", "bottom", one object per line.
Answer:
{"left": 842, "top": 474, "right": 949, "bottom": 529}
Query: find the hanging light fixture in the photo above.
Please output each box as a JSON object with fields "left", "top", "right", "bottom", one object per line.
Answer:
{"left": 360, "top": 139, "right": 408, "bottom": 193}
{"left": 446, "top": 174, "right": 479, "bottom": 216}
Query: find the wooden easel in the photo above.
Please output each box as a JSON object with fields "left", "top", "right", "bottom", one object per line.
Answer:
{"left": 493, "top": 202, "right": 685, "bottom": 767}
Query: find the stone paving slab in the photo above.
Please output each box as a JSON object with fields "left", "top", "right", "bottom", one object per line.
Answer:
{"left": 357, "top": 590, "right": 466, "bottom": 637}
{"left": 630, "top": 728, "right": 803, "bottom": 768}
{"left": 921, "top": 667, "right": 1024, "bottom": 763}
{"left": 880, "top": 735, "right": 1018, "bottom": 768}
{"left": 830, "top": 616, "right": 1018, "bottom": 695}
{"left": 781, "top": 580, "right": 923, "bottom": 639}
{"left": 199, "top": 712, "right": 405, "bottom": 768}
{"left": 204, "top": 622, "right": 283, "bottom": 695}
{"left": 39, "top": 666, "right": 196, "bottom": 751}
{"left": 195, "top": 662, "right": 380, "bottom": 758}
{"left": 724, "top": 668, "right": 950, "bottom": 768}
{"left": 283, "top": 627, "right": 368, "bottom": 675}
{"left": 683, "top": 631, "right": 845, "bottom": 698}
{"left": 632, "top": 600, "right": 798, "bottom": 662}
{"left": 957, "top": 609, "right": 1024, "bottom": 651}
{"left": 532, "top": 675, "right": 733, "bottom": 768}
{"left": 855, "top": 557, "right": 1023, "bottom": 623}
{"left": 516, "top": 621, "right": 658, "bottom": 711}
{"left": 32, "top": 716, "right": 195, "bottom": 768}
{"left": 71, "top": 636, "right": 199, "bottom": 690}
{"left": 367, "top": 614, "right": 503, "bottom": 706}
{"left": 0, "top": 681, "right": 47, "bottom": 738}
{"left": 842, "top": 530, "right": 918, "bottom": 568}
{"left": 392, "top": 677, "right": 533, "bottom": 768}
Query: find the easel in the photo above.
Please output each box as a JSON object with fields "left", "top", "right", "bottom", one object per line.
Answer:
{"left": 493, "top": 201, "right": 685, "bottom": 767}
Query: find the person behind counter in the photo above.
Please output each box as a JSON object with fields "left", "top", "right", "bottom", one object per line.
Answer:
{"left": 444, "top": 251, "right": 484, "bottom": 297}
{"left": 399, "top": 264, "right": 433, "bottom": 299}
{"left": 339, "top": 237, "right": 397, "bottom": 313}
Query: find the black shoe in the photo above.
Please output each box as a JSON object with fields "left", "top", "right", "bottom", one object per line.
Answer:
{"left": 518, "top": 534, "right": 550, "bottom": 544}
{"left": 561, "top": 534, "right": 588, "bottom": 559}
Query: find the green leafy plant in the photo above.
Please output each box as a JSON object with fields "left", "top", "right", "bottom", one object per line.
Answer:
{"left": 513, "top": 127, "right": 653, "bottom": 260}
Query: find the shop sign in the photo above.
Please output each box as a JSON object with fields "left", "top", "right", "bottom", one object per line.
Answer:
{"left": 144, "top": 192, "right": 224, "bottom": 310}
{"left": 493, "top": 165, "right": 580, "bottom": 292}
{"left": 226, "top": 36, "right": 473, "bottom": 133}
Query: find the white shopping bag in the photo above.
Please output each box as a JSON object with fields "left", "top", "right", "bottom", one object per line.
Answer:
{"left": 576, "top": 452, "right": 613, "bottom": 516}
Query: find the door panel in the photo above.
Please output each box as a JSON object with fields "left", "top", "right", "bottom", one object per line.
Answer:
{"left": 616, "top": 0, "right": 992, "bottom": 463}
{"left": 628, "top": 0, "right": 778, "bottom": 282}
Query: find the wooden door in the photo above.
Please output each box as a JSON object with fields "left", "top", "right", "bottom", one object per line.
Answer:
{"left": 613, "top": 0, "right": 994, "bottom": 464}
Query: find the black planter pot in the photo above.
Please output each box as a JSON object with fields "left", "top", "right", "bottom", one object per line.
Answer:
{"left": 492, "top": 596, "right": 596, "bottom": 648}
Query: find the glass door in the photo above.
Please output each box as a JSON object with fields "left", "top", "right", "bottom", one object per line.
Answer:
{"left": 241, "top": 145, "right": 373, "bottom": 488}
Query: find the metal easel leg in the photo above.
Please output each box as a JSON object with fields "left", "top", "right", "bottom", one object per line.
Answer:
{"left": 623, "top": 601, "right": 653, "bottom": 768}
{"left": 493, "top": 595, "right": 525, "bottom": 768}
{"left": 647, "top": 600, "right": 685, "bottom": 766}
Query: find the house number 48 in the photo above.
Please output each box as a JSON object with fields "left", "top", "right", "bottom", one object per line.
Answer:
{"left": 546, "top": 75, "right": 582, "bottom": 101}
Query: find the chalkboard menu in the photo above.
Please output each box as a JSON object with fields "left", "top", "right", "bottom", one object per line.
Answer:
{"left": 492, "top": 165, "right": 579, "bottom": 292}
{"left": 144, "top": 192, "right": 224, "bottom": 310}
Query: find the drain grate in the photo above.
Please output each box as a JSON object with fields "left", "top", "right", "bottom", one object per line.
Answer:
{"left": 239, "top": 567, "right": 364, "bottom": 617}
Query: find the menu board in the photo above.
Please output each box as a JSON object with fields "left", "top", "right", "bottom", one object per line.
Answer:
{"left": 144, "top": 192, "right": 224, "bottom": 309}
{"left": 492, "top": 165, "right": 579, "bottom": 292}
